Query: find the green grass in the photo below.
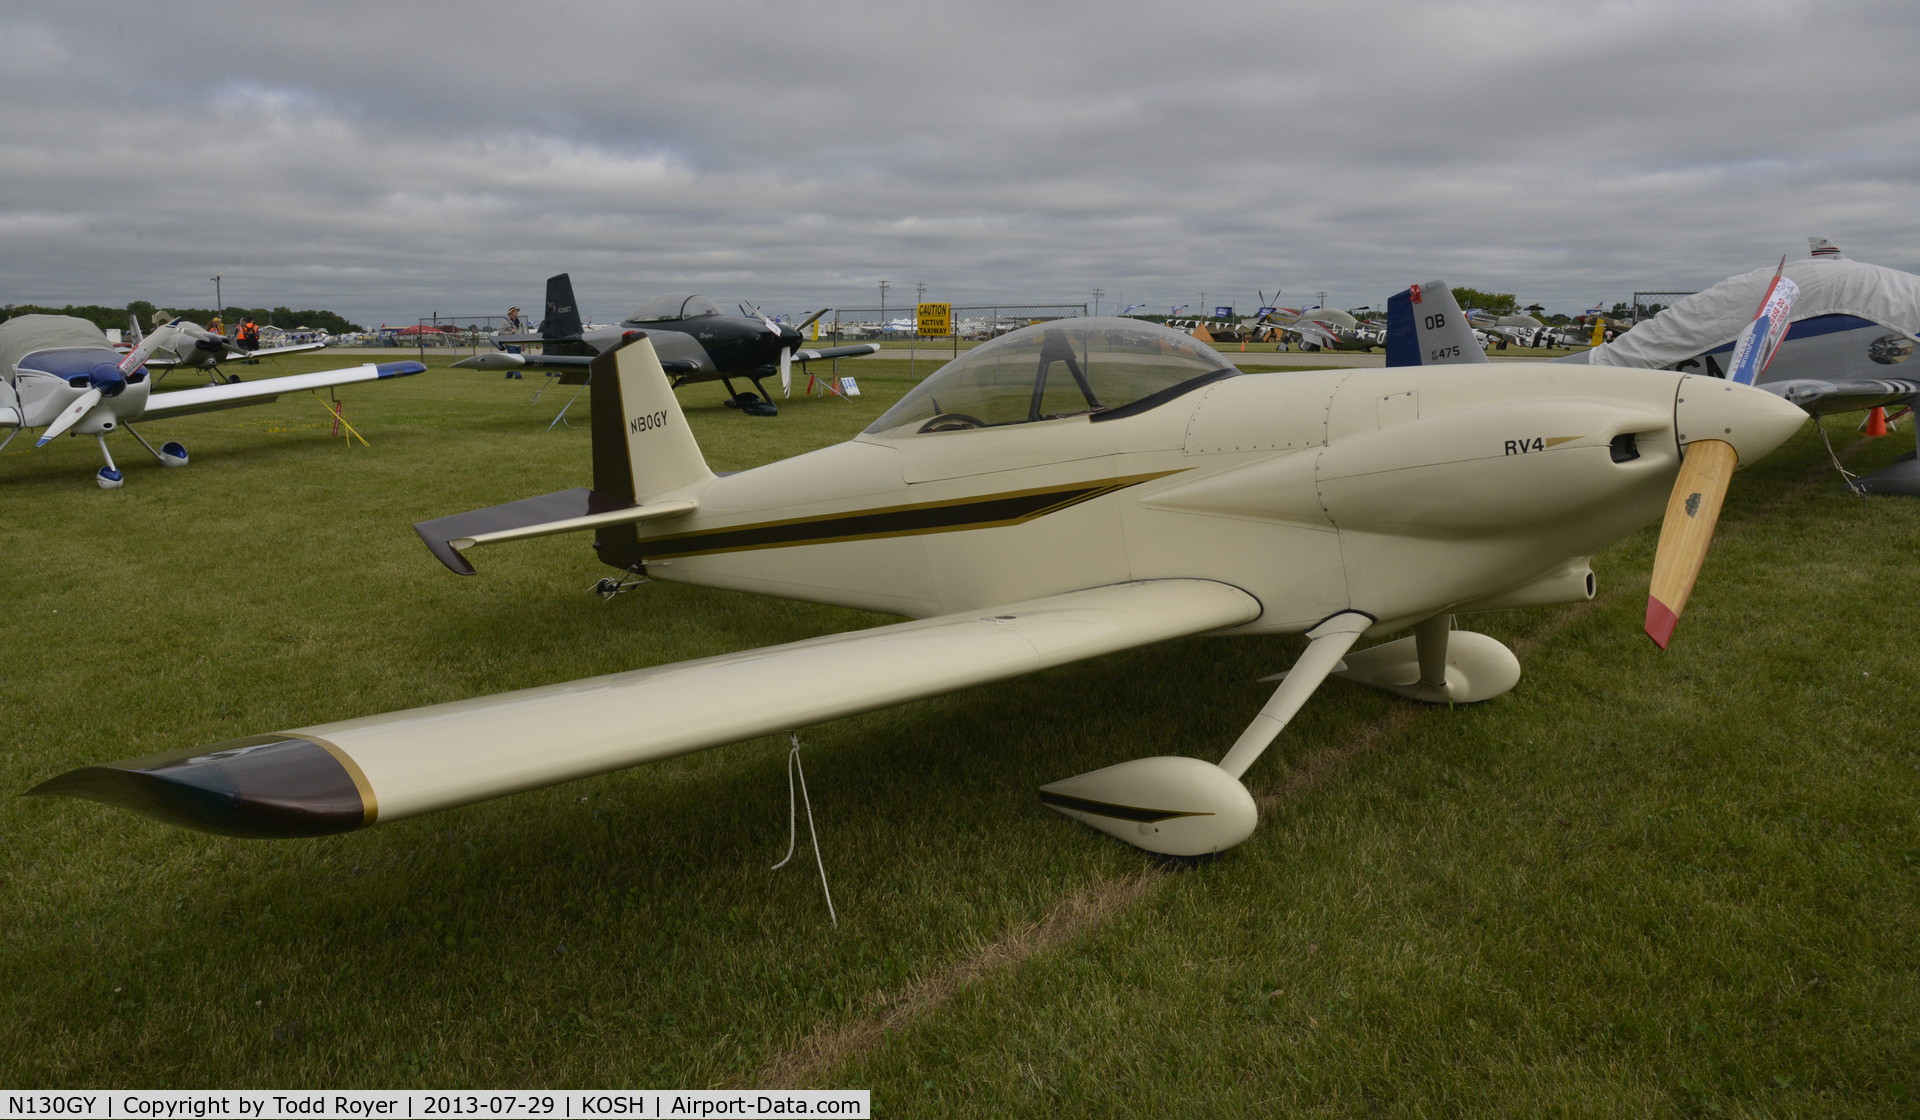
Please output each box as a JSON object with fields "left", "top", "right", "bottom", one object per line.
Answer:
{"left": 2, "top": 356, "right": 1916, "bottom": 1115}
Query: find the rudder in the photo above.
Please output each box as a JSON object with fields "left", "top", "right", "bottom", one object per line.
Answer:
{"left": 542, "top": 273, "right": 584, "bottom": 340}
{"left": 1385, "top": 281, "right": 1487, "bottom": 367}
{"left": 590, "top": 333, "right": 714, "bottom": 570}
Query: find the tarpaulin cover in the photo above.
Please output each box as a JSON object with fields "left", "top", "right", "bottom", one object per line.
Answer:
{"left": 1564, "top": 257, "right": 1920, "bottom": 368}
{"left": 0, "top": 314, "right": 112, "bottom": 376}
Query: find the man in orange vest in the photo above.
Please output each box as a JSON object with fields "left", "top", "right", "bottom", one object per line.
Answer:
{"left": 238, "top": 317, "right": 260, "bottom": 352}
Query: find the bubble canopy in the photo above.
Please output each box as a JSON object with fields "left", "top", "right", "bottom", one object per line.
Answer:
{"left": 864, "top": 317, "right": 1237, "bottom": 436}
{"left": 628, "top": 294, "right": 722, "bottom": 323}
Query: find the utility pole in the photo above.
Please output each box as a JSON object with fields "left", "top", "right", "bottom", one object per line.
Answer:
{"left": 913, "top": 281, "right": 925, "bottom": 377}
{"left": 1092, "top": 288, "right": 1103, "bottom": 317}
{"left": 878, "top": 280, "right": 889, "bottom": 356}
{"left": 210, "top": 274, "right": 222, "bottom": 325}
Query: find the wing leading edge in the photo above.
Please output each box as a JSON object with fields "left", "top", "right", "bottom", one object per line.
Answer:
{"left": 29, "top": 579, "right": 1262, "bottom": 837}
{"left": 139, "top": 361, "right": 427, "bottom": 419}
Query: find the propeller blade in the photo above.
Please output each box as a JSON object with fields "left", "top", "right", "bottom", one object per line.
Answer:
{"left": 37, "top": 388, "right": 103, "bottom": 447}
{"left": 792, "top": 308, "right": 831, "bottom": 333}
{"left": 780, "top": 346, "right": 792, "bottom": 398}
{"left": 1645, "top": 438, "right": 1739, "bottom": 649}
{"left": 119, "top": 317, "right": 182, "bottom": 375}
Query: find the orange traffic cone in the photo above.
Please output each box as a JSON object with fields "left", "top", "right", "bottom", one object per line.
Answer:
{"left": 1863, "top": 406, "right": 1888, "bottom": 438}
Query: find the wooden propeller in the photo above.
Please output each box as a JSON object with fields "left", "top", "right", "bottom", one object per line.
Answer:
{"left": 1645, "top": 438, "right": 1739, "bottom": 649}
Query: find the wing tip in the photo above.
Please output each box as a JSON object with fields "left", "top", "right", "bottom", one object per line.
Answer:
{"left": 26, "top": 734, "right": 374, "bottom": 838}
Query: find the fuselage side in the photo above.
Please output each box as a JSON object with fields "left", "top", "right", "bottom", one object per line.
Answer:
{"left": 616, "top": 362, "right": 1706, "bottom": 635}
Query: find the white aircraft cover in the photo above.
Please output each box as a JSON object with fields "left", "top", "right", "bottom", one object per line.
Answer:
{"left": 0, "top": 314, "right": 114, "bottom": 373}
{"left": 1568, "top": 258, "right": 1920, "bottom": 369}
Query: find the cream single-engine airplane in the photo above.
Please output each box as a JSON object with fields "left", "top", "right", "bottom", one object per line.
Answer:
{"left": 31, "top": 316, "right": 1809, "bottom": 858}
{"left": 0, "top": 314, "right": 424, "bottom": 487}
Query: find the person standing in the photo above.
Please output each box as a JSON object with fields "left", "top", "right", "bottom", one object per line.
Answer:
{"left": 501, "top": 305, "right": 526, "bottom": 375}
{"left": 238, "top": 317, "right": 260, "bottom": 352}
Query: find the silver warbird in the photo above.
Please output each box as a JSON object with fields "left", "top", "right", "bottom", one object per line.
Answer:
{"left": 33, "top": 315, "right": 1806, "bottom": 857}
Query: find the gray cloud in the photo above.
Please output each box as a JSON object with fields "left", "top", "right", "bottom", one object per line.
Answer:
{"left": 3, "top": 0, "right": 1917, "bottom": 324}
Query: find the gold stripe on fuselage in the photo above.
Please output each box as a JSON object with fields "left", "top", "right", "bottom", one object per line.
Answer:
{"left": 639, "top": 470, "right": 1184, "bottom": 559}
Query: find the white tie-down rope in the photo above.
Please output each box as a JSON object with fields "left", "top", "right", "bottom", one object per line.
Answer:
{"left": 771, "top": 733, "right": 838, "bottom": 927}
{"left": 1813, "top": 415, "right": 1868, "bottom": 500}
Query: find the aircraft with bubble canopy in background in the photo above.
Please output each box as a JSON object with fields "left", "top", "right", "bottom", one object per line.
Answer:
{"left": 451, "top": 274, "right": 880, "bottom": 415}
{"left": 31, "top": 313, "right": 1807, "bottom": 858}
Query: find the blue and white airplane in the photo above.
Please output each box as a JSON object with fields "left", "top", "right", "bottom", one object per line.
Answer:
{"left": 0, "top": 314, "right": 425, "bottom": 488}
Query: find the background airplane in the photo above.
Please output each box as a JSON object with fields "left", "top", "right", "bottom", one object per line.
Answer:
{"left": 1554, "top": 241, "right": 1920, "bottom": 493}
{"left": 134, "top": 313, "right": 329, "bottom": 383}
{"left": 1278, "top": 306, "right": 1386, "bottom": 352}
{"left": 0, "top": 314, "right": 424, "bottom": 487}
{"left": 451, "top": 274, "right": 880, "bottom": 415}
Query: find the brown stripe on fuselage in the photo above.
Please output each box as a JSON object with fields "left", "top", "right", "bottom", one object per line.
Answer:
{"left": 639, "top": 470, "right": 1181, "bottom": 559}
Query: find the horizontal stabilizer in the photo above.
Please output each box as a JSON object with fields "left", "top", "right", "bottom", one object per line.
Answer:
{"left": 412, "top": 486, "right": 696, "bottom": 575}
{"left": 795, "top": 343, "right": 882, "bottom": 362}
{"left": 30, "top": 579, "right": 1262, "bottom": 836}
{"left": 141, "top": 361, "right": 426, "bottom": 418}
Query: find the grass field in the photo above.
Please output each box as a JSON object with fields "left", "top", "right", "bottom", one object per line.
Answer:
{"left": 2, "top": 354, "right": 1916, "bottom": 1114}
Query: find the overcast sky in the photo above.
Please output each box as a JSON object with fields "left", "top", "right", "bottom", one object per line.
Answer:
{"left": 3, "top": 0, "right": 1916, "bottom": 325}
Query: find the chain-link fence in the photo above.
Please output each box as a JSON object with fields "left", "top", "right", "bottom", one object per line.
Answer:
{"left": 1631, "top": 291, "right": 1698, "bottom": 323}
{"left": 406, "top": 313, "right": 516, "bottom": 357}
{"left": 819, "top": 303, "right": 1088, "bottom": 347}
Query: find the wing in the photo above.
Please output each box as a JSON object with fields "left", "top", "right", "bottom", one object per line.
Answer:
{"left": 1292, "top": 321, "right": 1343, "bottom": 349}
{"left": 239, "top": 341, "right": 330, "bottom": 360}
{"left": 28, "top": 579, "right": 1261, "bottom": 837}
{"left": 1762, "top": 377, "right": 1920, "bottom": 414}
{"left": 139, "top": 361, "right": 427, "bottom": 419}
{"left": 794, "top": 343, "right": 882, "bottom": 362}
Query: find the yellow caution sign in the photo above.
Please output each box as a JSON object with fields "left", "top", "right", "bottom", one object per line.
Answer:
{"left": 917, "top": 302, "right": 952, "bottom": 337}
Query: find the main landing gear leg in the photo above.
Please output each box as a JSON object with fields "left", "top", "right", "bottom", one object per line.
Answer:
{"left": 95, "top": 434, "right": 124, "bottom": 489}
{"left": 1326, "top": 613, "right": 1521, "bottom": 704}
{"left": 123, "top": 423, "right": 188, "bottom": 468}
{"left": 1038, "top": 611, "right": 1374, "bottom": 860}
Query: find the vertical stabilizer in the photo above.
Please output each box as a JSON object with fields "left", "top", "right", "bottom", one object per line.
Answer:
{"left": 1385, "top": 281, "right": 1488, "bottom": 366}
{"left": 542, "top": 273, "right": 584, "bottom": 339}
{"left": 590, "top": 333, "right": 714, "bottom": 504}
{"left": 1807, "top": 237, "right": 1845, "bottom": 260}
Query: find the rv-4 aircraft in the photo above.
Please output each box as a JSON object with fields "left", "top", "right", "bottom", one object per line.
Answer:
{"left": 0, "top": 314, "right": 425, "bottom": 487}
{"left": 31, "top": 315, "right": 1808, "bottom": 857}
{"left": 451, "top": 274, "right": 880, "bottom": 414}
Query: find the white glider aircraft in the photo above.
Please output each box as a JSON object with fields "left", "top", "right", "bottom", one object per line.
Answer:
{"left": 32, "top": 316, "right": 1808, "bottom": 857}
{"left": 0, "top": 314, "right": 425, "bottom": 487}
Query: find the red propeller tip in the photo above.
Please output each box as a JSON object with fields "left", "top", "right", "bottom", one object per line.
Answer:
{"left": 1644, "top": 596, "right": 1678, "bottom": 650}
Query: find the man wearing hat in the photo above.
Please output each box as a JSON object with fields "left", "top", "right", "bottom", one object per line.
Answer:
{"left": 502, "top": 305, "right": 525, "bottom": 377}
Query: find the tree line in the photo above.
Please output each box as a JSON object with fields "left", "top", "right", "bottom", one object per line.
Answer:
{"left": 2, "top": 301, "right": 365, "bottom": 336}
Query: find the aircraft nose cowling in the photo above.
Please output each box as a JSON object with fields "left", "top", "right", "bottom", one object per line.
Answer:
{"left": 1673, "top": 375, "right": 1808, "bottom": 466}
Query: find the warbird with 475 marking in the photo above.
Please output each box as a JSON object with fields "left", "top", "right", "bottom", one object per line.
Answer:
{"left": 31, "top": 317, "right": 1809, "bottom": 858}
